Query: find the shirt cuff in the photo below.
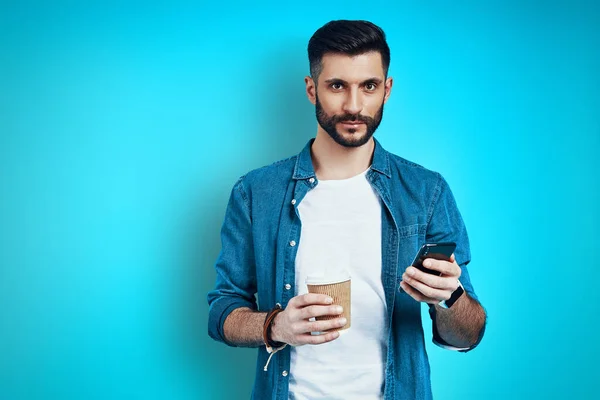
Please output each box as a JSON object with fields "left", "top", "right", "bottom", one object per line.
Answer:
{"left": 432, "top": 337, "right": 471, "bottom": 352}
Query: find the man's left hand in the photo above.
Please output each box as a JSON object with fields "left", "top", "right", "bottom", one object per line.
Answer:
{"left": 400, "top": 253, "right": 461, "bottom": 305}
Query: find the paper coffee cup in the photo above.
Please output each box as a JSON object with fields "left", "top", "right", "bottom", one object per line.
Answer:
{"left": 306, "top": 276, "right": 351, "bottom": 332}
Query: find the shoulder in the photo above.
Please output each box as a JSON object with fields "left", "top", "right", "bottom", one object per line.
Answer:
{"left": 236, "top": 155, "right": 297, "bottom": 193}
{"left": 386, "top": 150, "right": 443, "bottom": 185}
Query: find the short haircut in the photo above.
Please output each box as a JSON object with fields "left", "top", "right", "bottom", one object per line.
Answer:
{"left": 308, "top": 20, "right": 391, "bottom": 82}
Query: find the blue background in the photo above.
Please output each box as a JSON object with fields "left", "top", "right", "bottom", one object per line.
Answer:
{"left": 1, "top": 1, "right": 599, "bottom": 399}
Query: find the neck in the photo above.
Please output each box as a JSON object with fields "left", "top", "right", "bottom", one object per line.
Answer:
{"left": 311, "top": 128, "right": 375, "bottom": 180}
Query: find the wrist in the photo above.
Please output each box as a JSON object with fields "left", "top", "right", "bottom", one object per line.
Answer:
{"left": 263, "top": 304, "right": 285, "bottom": 349}
{"left": 439, "top": 280, "right": 465, "bottom": 309}
{"left": 270, "top": 312, "right": 284, "bottom": 343}
{"left": 261, "top": 305, "right": 287, "bottom": 372}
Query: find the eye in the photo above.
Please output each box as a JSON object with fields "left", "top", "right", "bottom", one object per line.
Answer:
{"left": 365, "top": 82, "right": 377, "bottom": 91}
{"left": 330, "top": 82, "right": 344, "bottom": 90}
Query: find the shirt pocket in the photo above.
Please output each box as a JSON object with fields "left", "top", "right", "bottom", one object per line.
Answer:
{"left": 397, "top": 223, "right": 425, "bottom": 239}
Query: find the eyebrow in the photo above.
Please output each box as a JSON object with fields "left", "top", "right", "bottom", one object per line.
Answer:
{"left": 324, "top": 77, "right": 384, "bottom": 85}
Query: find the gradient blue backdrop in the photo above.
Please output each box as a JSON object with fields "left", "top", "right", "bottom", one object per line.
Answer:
{"left": 1, "top": 1, "right": 599, "bottom": 399}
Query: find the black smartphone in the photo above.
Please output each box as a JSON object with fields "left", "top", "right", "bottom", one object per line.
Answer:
{"left": 411, "top": 242, "right": 456, "bottom": 276}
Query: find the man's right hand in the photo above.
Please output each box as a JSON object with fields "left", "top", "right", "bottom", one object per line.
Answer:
{"left": 270, "top": 293, "right": 347, "bottom": 346}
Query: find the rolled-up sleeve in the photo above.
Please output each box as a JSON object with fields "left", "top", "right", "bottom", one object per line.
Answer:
{"left": 425, "top": 173, "right": 486, "bottom": 352}
{"left": 207, "top": 177, "right": 258, "bottom": 346}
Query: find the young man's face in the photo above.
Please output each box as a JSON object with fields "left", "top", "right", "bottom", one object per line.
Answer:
{"left": 305, "top": 51, "right": 393, "bottom": 148}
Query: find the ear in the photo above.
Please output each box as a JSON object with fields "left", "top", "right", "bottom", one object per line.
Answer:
{"left": 383, "top": 77, "right": 393, "bottom": 104}
{"left": 305, "top": 76, "right": 317, "bottom": 105}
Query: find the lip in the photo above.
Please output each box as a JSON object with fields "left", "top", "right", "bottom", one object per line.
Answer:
{"left": 340, "top": 121, "right": 365, "bottom": 126}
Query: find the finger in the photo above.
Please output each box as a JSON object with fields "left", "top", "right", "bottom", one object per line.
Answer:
{"left": 291, "top": 293, "right": 334, "bottom": 308}
{"left": 399, "top": 281, "right": 437, "bottom": 304}
{"left": 449, "top": 253, "right": 456, "bottom": 263}
{"left": 300, "top": 304, "right": 343, "bottom": 320}
{"left": 404, "top": 267, "right": 457, "bottom": 291}
{"left": 422, "top": 258, "right": 461, "bottom": 277}
{"left": 401, "top": 274, "right": 451, "bottom": 301}
{"left": 301, "top": 330, "right": 341, "bottom": 345}
{"left": 299, "top": 317, "right": 347, "bottom": 334}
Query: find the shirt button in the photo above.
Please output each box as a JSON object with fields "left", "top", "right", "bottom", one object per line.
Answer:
{"left": 291, "top": 199, "right": 296, "bottom": 205}
{"left": 289, "top": 240, "right": 296, "bottom": 247}
{"left": 308, "top": 178, "right": 315, "bottom": 184}
{"left": 285, "top": 283, "right": 291, "bottom": 290}
{"left": 282, "top": 370, "right": 288, "bottom": 377}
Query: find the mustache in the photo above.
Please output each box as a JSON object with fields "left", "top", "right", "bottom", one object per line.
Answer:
{"left": 329, "top": 113, "right": 374, "bottom": 124}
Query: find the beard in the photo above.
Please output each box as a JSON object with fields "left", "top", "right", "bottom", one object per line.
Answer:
{"left": 315, "top": 94, "right": 384, "bottom": 148}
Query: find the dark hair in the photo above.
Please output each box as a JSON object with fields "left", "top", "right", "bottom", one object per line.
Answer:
{"left": 308, "top": 20, "right": 391, "bottom": 81}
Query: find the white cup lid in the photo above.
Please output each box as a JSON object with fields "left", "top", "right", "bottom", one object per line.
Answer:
{"left": 305, "top": 273, "right": 351, "bottom": 285}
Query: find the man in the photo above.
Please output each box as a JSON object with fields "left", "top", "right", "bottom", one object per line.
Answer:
{"left": 207, "top": 20, "right": 486, "bottom": 400}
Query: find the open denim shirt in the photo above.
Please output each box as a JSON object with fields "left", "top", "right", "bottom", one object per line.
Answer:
{"left": 207, "top": 139, "right": 484, "bottom": 400}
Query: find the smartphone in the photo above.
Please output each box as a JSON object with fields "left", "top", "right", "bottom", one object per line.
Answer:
{"left": 411, "top": 242, "right": 456, "bottom": 276}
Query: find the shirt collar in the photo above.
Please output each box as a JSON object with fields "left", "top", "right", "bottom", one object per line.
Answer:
{"left": 292, "top": 137, "right": 391, "bottom": 180}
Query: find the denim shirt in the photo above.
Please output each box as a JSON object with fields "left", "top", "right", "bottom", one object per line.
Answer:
{"left": 207, "top": 139, "right": 483, "bottom": 400}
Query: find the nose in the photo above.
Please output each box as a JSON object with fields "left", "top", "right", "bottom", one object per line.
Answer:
{"left": 342, "top": 87, "right": 363, "bottom": 115}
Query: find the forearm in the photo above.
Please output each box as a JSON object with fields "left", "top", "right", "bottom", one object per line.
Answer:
{"left": 223, "top": 307, "right": 266, "bottom": 347}
{"left": 433, "top": 294, "right": 486, "bottom": 348}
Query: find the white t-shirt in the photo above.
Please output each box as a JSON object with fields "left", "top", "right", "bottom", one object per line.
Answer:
{"left": 289, "top": 169, "right": 388, "bottom": 400}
